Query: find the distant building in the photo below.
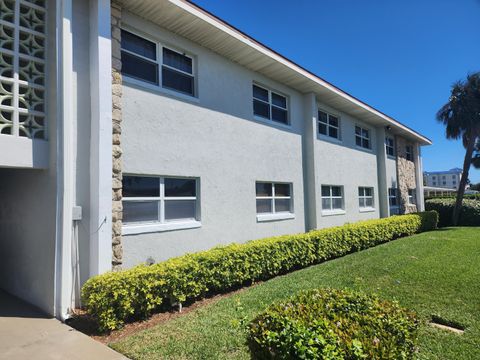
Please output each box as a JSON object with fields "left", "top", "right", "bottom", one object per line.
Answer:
{"left": 423, "top": 168, "right": 463, "bottom": 190}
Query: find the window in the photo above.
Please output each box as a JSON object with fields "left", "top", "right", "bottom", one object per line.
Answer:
{"left": 389, "top": 188, "right": 400, "bottom": 215}
{"left": 355, "top": 126, "right": 370, "bottom": 149}
{"left": 318, "top": 110, "right": 340, "bottom": 139}
{"left": 256, "top": 182, "right": 293, "bottom": 215}
{"left": 385, "top": 137, "right": 395, "bottom": 156}
{"left": 388, "top": 188, "right": 399, "bottom": 207}
{"left": 443, "top": 181, "right": 447, "bottom": 185}
{"left": 405, "top": 145, "right": 414, "bottom": 161}
{"left": 162, "top": 47, "right": 194, "bottom": 96}
{"left": 121, "top": 30, "right": 158, "bottom": 84}
{"left": 252, "top": 84, "right": 288, "bottom": 125}
{"left": 432, "top": 175, "right": 436, "bottom": 180}
{"left": 321, "top": 185, "right": 344, "bottom": 212}
{"left": 408, "top": 189, "right": 416, "bottom": 205}
{"left": 122, "top": 176, "right": 198, "bottom": 225}
{"left": 121, "top": 29, "right": 195, "bottom": 96}
{"left": 358, "top": 187, "right": 374, "bottom": 210}
{"left": 433, "top": 181, "right": 437, "bottom": 186}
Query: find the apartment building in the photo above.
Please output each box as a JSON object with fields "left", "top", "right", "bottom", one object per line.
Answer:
{"left": 0, "top": 0, "right": 431, "bottom": 320}
{"left": 424, "top": 168, "right": 463, "bottom": 189}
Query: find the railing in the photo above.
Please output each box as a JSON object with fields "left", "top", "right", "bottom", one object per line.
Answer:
{"left": 0, "top": 0, "right": 47, "bottom": 139}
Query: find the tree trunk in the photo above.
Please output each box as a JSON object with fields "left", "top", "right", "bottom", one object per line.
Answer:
{"left": 452, "top": 135, "right": 476, "bottom": 225}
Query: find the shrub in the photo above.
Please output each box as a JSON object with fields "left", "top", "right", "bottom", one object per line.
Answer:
{"left": 425, "top": 198, "right": 480, "bottom": 227}
{"left": 425, "top": 193, "right": 480, "bottom": 201}
{"left": 248, "top": 288, "right": 418, "bottom": 360}
{"left": 81, "top": 212, "right": 438, "bottom": 331}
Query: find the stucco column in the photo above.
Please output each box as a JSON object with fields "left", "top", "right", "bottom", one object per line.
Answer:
{"left": 414, "top": 143, "right": 425, "bottom": 211}
{"left": 55, "top": 0, "right": 75, "bottom": 320}
{"left": 376, "top": 126, "right": 389, "bottom": 217}
{"left": 89, "top": 0, "right": 113, "bottom": 276}
{"left": 302, "top": 93, "right": 318, "bottom": 230}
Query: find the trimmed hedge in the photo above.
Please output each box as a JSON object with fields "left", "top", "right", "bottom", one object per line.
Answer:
{"left": 82, "top": 211, "right": 438, "bottom": 331}
{"left": 425, "top": 193, "right": 480, "bottom": 201}
{"left": 248, "top": 288, "right": 418, "bottom": 359}
{"left": 425, "top": 198, "right": 480, "bottom": 227}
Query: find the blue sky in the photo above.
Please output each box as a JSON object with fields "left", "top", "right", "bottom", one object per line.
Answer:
{"left": 193, "top": 0, "right": 480, "bottom": 183}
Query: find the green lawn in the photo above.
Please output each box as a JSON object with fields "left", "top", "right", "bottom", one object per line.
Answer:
{"left": 111, "top": 227, "right": 480, "bottom": 359}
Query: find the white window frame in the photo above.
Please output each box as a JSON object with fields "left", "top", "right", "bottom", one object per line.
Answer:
{"left": 358, "top": 187, "right": 375, "bottom": 212}
{"left": 120, "top": 27, "right": 197, "bottom": 99}
{"left": 355, "top": 125, "right": 371, "bottom": 150}
{"left": 321, "top": 185, "right": 345, "bottom": 216}
{"left": 408, "top": 188, "right": 417, "bottom": 205}
{"left": 318, "top": 109, "right": 341, "bottom": 140}
{"left": 122, "top": 175, "right": 201, "bottom": 235}
{"left": 252, "top": 83, "right": 290, "bottom": 126}
{"left": 388, "top": 188, "right": 399, "bottom": 214}
{"left": 385, "top": 137, "right": 395, "bottom": 157}
{"left": 256, "top": 182, "right": 294, "bottom": 222}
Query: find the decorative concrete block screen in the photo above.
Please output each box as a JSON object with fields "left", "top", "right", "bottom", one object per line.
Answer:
{"left": 0, "top": 0, "right": 46, "bottom": 139}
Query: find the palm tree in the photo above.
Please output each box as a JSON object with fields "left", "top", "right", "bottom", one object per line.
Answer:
{"left": 472, "top": 138, "right": 480, "bottom": 169}
{"left": 436, "top": 72, "right": 480, "bottom": 225}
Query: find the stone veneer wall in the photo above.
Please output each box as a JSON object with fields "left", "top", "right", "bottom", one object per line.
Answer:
{"left": 396, "top": 137, "right": 417, "bottom": 214}
{"left": 111, "top": 1, "right": 123, "bottom": 270}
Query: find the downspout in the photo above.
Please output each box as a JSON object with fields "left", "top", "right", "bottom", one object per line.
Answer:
{"left": 54, "top": 0, "right": 74, "bottom": 321}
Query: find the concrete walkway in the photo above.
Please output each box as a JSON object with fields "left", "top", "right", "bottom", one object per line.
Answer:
{"left": 0, "top": 290, "right": 128, "bottom": 360}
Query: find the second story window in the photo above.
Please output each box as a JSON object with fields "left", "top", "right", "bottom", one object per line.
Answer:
{"left": 318, "top": 110, "right": 340, "bottom": 139}
{"left": 252, "top": 84, "right": 288, "bottom": 125}
{"left": 405, "top": 145, "right": 414, "bottom": 161}
{"left": 355, "top": 126, "right": 370, "bottom": 149}
{"left": 162, "top": 48, "right": 194, "bottom": 96}
{"left": 121, "top": 30, "right": 158, "bottom": 85}
{"left": 385, "top": 137, "right": 395, "bottom": 156}
{"left": 121, "top": 29, "right": 195, "bottom": 96}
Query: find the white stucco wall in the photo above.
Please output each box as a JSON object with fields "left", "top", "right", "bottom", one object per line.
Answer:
{"left": 121, "top": 13, "right": 306, "bottom": 267}
{"left": 314, "top": 103, "right": 380, "bottom": 227}
{"left": 119, "top": 11, "right": 427, "bottom": 268}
